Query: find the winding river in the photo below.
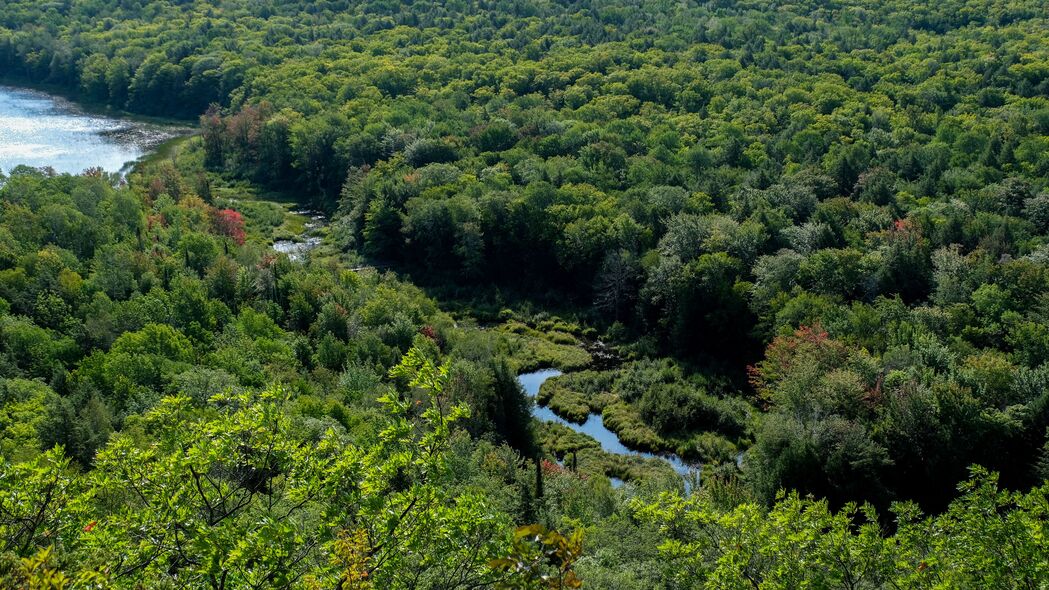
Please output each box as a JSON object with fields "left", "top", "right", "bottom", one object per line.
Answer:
{"left": 1, "top": 85, "right": 700, "bottom": 483}
{"left": 518, "top": 369, "right": 697, "bottom": 478}
{"left": 0, "top": 86, "right": 183, "bottom": 175}
{"left": 0, "top": 85, "right": 669, "bottom": 467}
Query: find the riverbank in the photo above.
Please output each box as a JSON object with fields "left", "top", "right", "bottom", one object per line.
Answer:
{"left": 519, "top": 368, "right": 697, "bottom": 486}
{"left": 0, "top": 84, "right": 192, "bottom": 177}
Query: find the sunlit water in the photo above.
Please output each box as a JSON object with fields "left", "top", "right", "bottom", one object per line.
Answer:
{"left": 272, "top": 209, "right": 329, "bottom": 260}
{"left": 518, "top": 369, "right": 698, "bottom": 481}
{"left": 0, "top": 86, "right": 180, "bottom": 175}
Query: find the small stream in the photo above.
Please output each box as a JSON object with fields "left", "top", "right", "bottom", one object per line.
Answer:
{"left": 519, "top": 369, "right": 697, "bottom": 479}
{"left": 272, "top": 209, "right": 328, "bottom": 260}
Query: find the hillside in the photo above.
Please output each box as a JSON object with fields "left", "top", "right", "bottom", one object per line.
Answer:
{"left": 1, "top": 0, "right": 1048, "bottom": 587}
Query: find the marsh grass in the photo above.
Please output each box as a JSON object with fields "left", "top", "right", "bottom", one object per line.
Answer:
{"left": 536, "top": 422, "right": 680, "bottom": 485}
{"left": 534, "top": 361, "right": 752, "bottom": 465}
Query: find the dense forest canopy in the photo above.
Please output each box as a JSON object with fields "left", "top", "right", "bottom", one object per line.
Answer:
{"left": 1, "top": 0, "right": 1049, "bottom": 587}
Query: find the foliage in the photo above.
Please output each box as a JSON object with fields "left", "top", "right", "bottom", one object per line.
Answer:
{"left": 0, "top": 348, "right": 511, "bottom": 588}
{"left": 633, "top": 468, "right": 1049, "bottom": 589}
{"left": 492, "top": 524, "right": 583, "bottom": 590}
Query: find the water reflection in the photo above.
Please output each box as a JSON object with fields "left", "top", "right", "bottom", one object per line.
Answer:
{"left": 518, "top": 369, "right": 698, "bottom": 479}
{"left": 0, "top": 86, "right": 183, "bottom": 175}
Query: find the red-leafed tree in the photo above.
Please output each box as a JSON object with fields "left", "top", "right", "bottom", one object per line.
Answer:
{"left": 211, "top": 208, "right": 246, "bottom": 245}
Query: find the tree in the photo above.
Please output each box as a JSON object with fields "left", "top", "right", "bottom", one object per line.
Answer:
{"left": 0, "top": 449, "right": 88, "bottom": 558}
{"left": 593, "top": 249, "right": 640, "bottom": 322}
{"left": 642, "top": 252, "right": 753, "bottom": 357}
{"left": 177, "top": 232, "right": 219, "bottom": 275}
{"left": 211, "top": 208, "right": 246, "bottom": 245}
{"left": 0, "top": 379, "right": 60, "bottom": 462}
{"left": 200, "top": 105, "right": 226, "bottom": 169}
{"left": 405, "top": 138, "right": 458, "bottom": 168}
{"left": 291, "top": 112, "right": 349, "bottom": 202}
{"left": 473, "top": 119, "right": 518, "bottom": 152}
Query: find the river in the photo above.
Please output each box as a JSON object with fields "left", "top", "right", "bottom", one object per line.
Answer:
{"left": 518, "top": 369, "right": 697, "bottom": 480}
{"left": 0, "top": 85, "right": 182, "bottom": 175}
{"left": 1, "top": 85, "right": 696, "bottom": 483}
{"left": 0, "top": 84, "right": 696, "bottom": 482}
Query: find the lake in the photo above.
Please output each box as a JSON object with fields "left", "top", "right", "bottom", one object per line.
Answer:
{"left": 0, "top": 85, "right": 182, "bottom": 175}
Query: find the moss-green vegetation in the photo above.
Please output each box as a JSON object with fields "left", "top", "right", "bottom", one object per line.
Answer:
{"left": 533, "top": 361, "right": 750, "bottom": 464}
{"left": 536, "top": 370, "right": 614, "bottom": 423}
{"left": 132, "top": 133, "right": 195, "bottom": 170}
{"left": 535, "top": 422, "right": 680, "bottom": 485}
{"left": 495, "top": 320, "right": 593, "bottom": 373}
{"left": 600, "top": 401, "right": 668, "bottom": 454}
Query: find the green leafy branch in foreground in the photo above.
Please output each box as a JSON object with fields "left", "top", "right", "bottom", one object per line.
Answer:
{"left": 633, "top": 467, "right": 1049, "bottom": 589}
{"left": 491, "top": 524, "right": 584, "bottom": 590}
{"left": 0, "top": 347, "right": 511, "bottom": 589}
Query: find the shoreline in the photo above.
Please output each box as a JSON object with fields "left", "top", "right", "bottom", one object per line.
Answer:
{"left": 0, "top": 84, "right": 196, "bottom": 177}
{"left": 0, "top": 77, "right": 197, "bottom": 128}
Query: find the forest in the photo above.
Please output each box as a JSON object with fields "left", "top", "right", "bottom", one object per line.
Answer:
{"left": 1, "top": 0, "right": 1048, "bottom": 587}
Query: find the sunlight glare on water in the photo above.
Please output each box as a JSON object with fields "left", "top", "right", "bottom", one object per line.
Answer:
{"left": 0, "top": 86, "right": 177, "bottom": 175}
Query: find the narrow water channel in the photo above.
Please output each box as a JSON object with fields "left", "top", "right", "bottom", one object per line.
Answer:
{"left": 518, "top": 369, "right": 697, "bottom": 479}
{"left": 272, "top": 209, "right": 329, "bottom": 260}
